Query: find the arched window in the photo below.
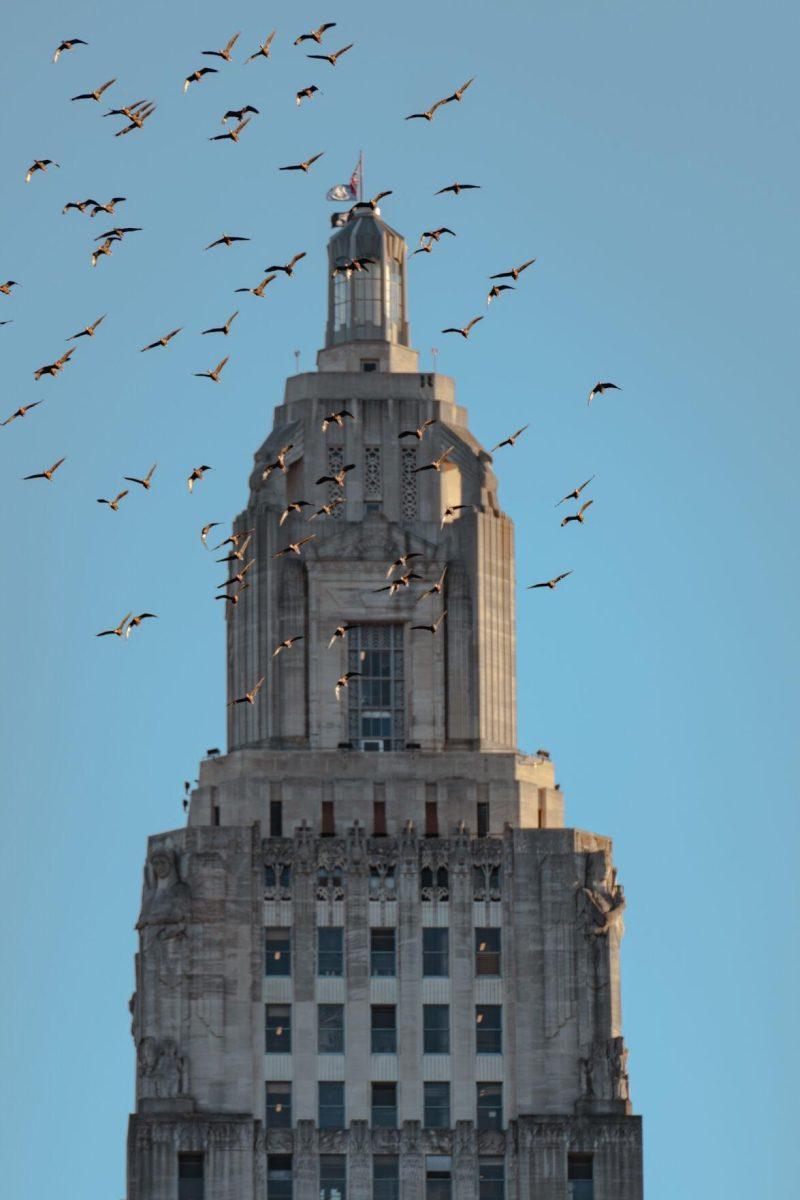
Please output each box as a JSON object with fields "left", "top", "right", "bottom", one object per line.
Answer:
{"left": 421, "top": 865, "right": 449, "bottom": 902}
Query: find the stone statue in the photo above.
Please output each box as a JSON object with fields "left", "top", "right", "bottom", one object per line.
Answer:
{"left": 579, "top": 1037, "right": 629, "bottom": 1103}
{"left": 580, "top": 861, "right": 626, "bottom": 937}
{"left": 137, "top": 1036, "right": 187, "bottom": 1098}
{"left": 138, "top": 847, "right": 190, "bottom": 932}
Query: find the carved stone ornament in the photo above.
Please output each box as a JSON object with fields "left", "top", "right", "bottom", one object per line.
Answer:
{"left": 137, "top": 1036, "right": 188, "bottom": 1099}
{"left": 579, "top": 1037, "right": 630, "bottom": 1102}
{"left": 580, "top": 858, "right": 626, "bottom": 938}
{"left": 138, "top": 846, "right": 190, "bottom": 931}
{"left": 348, "top": 1119, "right": 371, "bottom": 1156}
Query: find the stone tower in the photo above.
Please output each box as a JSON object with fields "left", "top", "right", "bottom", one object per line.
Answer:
{"left": 126, "top": 203, "right": 644, "bottom": 1200}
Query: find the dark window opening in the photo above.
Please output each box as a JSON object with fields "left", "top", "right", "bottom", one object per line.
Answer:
{"left": 270, "top": 799, "right": 283, "bottom": 837}
{"left": 371, "top": 1004, "right": 397, "bottom": 1053}
{"left": 318, "top": 1004, "right": 345, "bottom": 1054}
{"left": 420, "top": 864, "right": 449, "bottom": 901}
{"left": 320, "top": 1155, "right": 347, "bottom": 1200}
{"left": 267, "top": 1154, "right": 293, "bottom": 1200}
{"left": 475, "top": 928, "right": 501, "bottom": 976}
{"left": 373, "top": 1156, "right": 399, "bottom": 1200}
{"left": 423, "top": 1003, "right": 450, "bottom": 1054}
{"left": 477, "top": 801, "right": 490, "bottom": 837}
{"left": 265, "top": 928, "right": 291, "bottom": 976}
{"left": 373, "top": 800, "right": 387, "bottom": 836}
{"left": 568, "top": 1154, "right": 594, "bottom": 1200}
{"left": 424, "top": 1081, "right": 451, "bottom": 1129}
{"left": 321, "top": 800, "right": 335, "bottom": 837}
{"left": 426, "top": 1155, "right": 452, "bottom": 1200}
{"left": 317, "top": 927, "right": 344, "bottom": 977}
{"left": 178, "top": 1153, "right": 204, "bottom": 1200}
{"left": 425, "top": 801, "right": 439, "bottom": 838}
{"left": 479, "top": 1158, "right": 504, "bottom": 1200}
{"left": 319, "top": 1081, "right": 345, "bottom": 1129}
{"left": 422, "top": 928, "right": 449, "bottom": 977}
{"left": 370, "top": 927, "right": 396, "bottom": 977}
{"left": 476, "top": 1005, "right": 502, "bottom": 1054}
{"left": 265, "top": 1004, "right": 291, "bottom": 1052}
{"left": 266, "top": 1082, "right": 291, "bottom": 1128}
{"left": 477, "top": 1083, "right": 503, "bottom": 1130}
{"left": 371, "top": 1081, "right": 397, "bottom": 1128}
{"left": 361, "top": 359, "right": 379, "bottom": 372}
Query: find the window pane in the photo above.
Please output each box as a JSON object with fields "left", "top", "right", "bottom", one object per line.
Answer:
{"left": 319, "top": 1082, "right": 345, "bottom": 1129}
{"left": 178, "top": 1153, "right": 204, "bottom": 1200}
{"left": 479, "top": 1158, "right": 504, "bottom": 1200}
{"left": 266, "top": 1004, "right": 292, "bottom": 1052}
{"left": 266, "top": 1082, "right": 291, "bottom": 1128}
{"left": 422, "top": 928, "right": 449, "bottom": 977}
{"left": 424, "top": 1082, "right": 451, "bottom": 1129}
{"left": 320, "top": 1154, "right": 347, "bottom": 1200}
{"left": 423, "top": 1005, "right": 450, "bottom": 1054}
{"left": 373, "top": 1156, "right": 399, "bottom": 1200}
{"left": 477, "top": 1083, "right": 502, "bottom": 1130}
{"left": 266, "top": 928, "right": 291, "bottom": 976}
{"left": 371, "top": 1005, "right": 397, "bottom": 1053}
{"left": 475, "top": 928, "right": 501, "bottom": 976}
{"left": 317, "top": 927, "right": 344, "bottom": 977}
{"left": 348, "top": 625, "right": 405, "bottom": 750}
{"left": 371, "top": 1082, "right": 397, "bottom": 1128}
{"left": 268, "top": 1154, "right": 293, "bottom": 1200}
{"left": 476, "top": 1005, "right": 502, "bottom": 1054}
{"left": 426, "top": 1156, "right": 452, "bottom": 1200}
{"left": 371, "top": 927, "right": 396, "bottom": 976}
{"left": 318, "top": 1004, "right": 345, "bottom": 1054}
{"left": 568, "top": 1154, "right": 594, "bottom": 1200}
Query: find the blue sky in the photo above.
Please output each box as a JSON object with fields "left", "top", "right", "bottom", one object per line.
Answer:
{"left": 1, "top": 0, "right": 797, "bottom": 1195}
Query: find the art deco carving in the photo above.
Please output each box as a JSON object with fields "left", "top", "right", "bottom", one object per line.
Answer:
{"left": 580, "top": 857, "right": 626, "bottom": 938}
{"left": 579, "top": 1037, "right": 630, "bottom": 1103}
{"left": 137, "top": 1036, "right": 188, "bottom": 1099}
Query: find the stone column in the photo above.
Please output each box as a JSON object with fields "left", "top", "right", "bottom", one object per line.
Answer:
{"left": 347, "top": 1121, "right": 372, "bottom": 1200}
{"left": 397, "top": 829, "right": 422, "bottom": 1121}
{"left": 453, "top": 1121, "right": 478, "bottom": 1200}
{"left": 292, "top": 829, "right": 318, "bottom": 1121}
{"left": 450, "top": 836, "right": 475, "bottom": 1122}
{"left": 400, "top": 1120, "right": 424, "bottom": 1200}
{"left": 294, "top": 1122, "right": 318, "bottom": 1200}
{"left": 345, "top": 829, "right": 371, "bottom": 1121}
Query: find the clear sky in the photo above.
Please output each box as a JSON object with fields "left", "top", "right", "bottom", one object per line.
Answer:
{"left": 0, "top": 1, "right": 797, "bottom": 1195}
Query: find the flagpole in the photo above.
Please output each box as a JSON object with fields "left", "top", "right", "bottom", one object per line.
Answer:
{"left": 359, "top": 149, "right": 364, "bottom": 202}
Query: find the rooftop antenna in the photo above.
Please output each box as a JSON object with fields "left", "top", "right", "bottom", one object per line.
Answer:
{"left": 294, "top": 349, "right": 301, "bottom": 374}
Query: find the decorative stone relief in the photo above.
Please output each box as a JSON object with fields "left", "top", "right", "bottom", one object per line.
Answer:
{"left": 137, "top": 1036, "right": 188, "bottom": 1098}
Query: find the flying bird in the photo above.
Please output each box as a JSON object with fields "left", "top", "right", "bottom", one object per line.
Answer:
{"left": 487, "top": 284, "right": 515, "bottom": 305}
{"left": 235, "top": 275, "right": 276, "bottom": 297}
{"left": 335, "top": 671, "right": 361, "bottom": 700}
{"left": 213, "top": 527, "right": 254, "bottom": 552}
{"left": 222, "top": 105, "right": 259, "bottom": 123}
{"left": 412, "top": 610, "right": 447, "bottom": 635}
{"left": 328, "top": 623, "right": 357, "bottom": 649}
{"left": 71, "top": 78, "right": 116, "bottom": 102}
{"left": 588, "top": 381, "right": 621, "bottom": 405}
{"left": 527, "top": 572, "right": 573, "bottom": 590}
{"left": 279, "top": 152, "right": 325, "bottom": 173}
{"left": 26, "top": 159, "right": 59, "bottom": 183}
{"left": 295, "top": 85, "right": 321, "bottom": 106}
{"left": 89, "top": 196, "right": 126, "bottom": 217}
{"left": 104, "top": 99, "right": 147, "bottom": 120}
{"left": 34, "top": 348, "right": 74, "bottom": 380}
{"left": 206, "top": 233, "right": 250, "bottom": 250}
{"left": 62, "top": 198, "right": 98, "bottom": 214}
{"left": 399, "top": 418, "right": 436, "bottom": 441}
{"left": 0, "top": 280, "right": 20, "bottom": 295}
{"left": 97, "top": 489, "right": 129, "bottom": 511}
{"left": 413, "top": 445, "right": 455, "bottom": 474}
{"left": 194, "top": 356, "right": 229, "bottom": 382}
{"left": 490, "top": 424, "right": 529, "bottom": 452}
{"left": 209, "top": 118, "right": 251, "bottom": 143}
{"left": 262, "top": 443, "right": 294, "bottom": 480}
{"left": 561, "top": 499, "right": 594, "bottom": 527}
{"left": 374, "top": 571, "right": 422, "bottom": 596}
{"left": 556, "top": 477, "right": 595, "bottom": 506}
{"left": 124, "top": 463, "right": 158, "bottom": 490}
{"left": 125, "top": 613, "right": 157, "bottom": 637}
{"left": 201, "top": 522, "right": 222, "bottom": 546}
{"left": 93, "top": 226, "right": 140, "bottom": 244}
{"left": 321, "top": 408, "right": 355, "bottom": 431}
{"left": 412, "top": 242, "right": 435, "bottom": 257}
{"left": 272, "top": 636, "right": 304, "bottom": 657}
{"left": 2, "top": 400, "right": 43, "bottom": 427}
{"left": 184, "top": 67, "right": 218, "bottom": 92}
{"left": 216, "top": 560, "right": 255, "bottom": 589}
{"left": 306, "top": 43, "right": 353, "bottom": 66}
{"left": 216, "top": 583, "right": 250, "bottom": 605}
{"left": 490, "top": 258, "right": 536, "bottom": 281}
{"left": 315, "top": 463, "right": 355, "bottom": 488}
{"left": 279, "top": 500, "right": 312, "bottom": 525}
{"left": 246, "top": 31, "right": 276, "bottom": 62}
{"left": 442, "top": 316, "right": 483, "bottom": 339}
{"left": 96, "top": 613, "right": 131, "bottom": 638}
{"left": 141, "top": 328, "right": 182, "bottom": 352}
{"left": 435, "top": 182, "right": 480, "bottom": 196}
{"left": 187, "top": 465, "right": 212, "bottom": 492}
{"left": 421, "top": 227, "right": 456, "bottom": 242}
{"left": 405, "top": 99, "right": 446, "bottom": 122}
{"left": 203, "top": 32, "right": 241, "bottom": 61}
{"left": 229, "top": 675, "right": 266, "bottom": 706}
{"left": 441, "top": 503, "right": 472, "bottom": 528}
{"left": 202, "top": 311, "right": 238, "bottom": 336}
{"left": 362, "top": 190, "right": 392, "bottom": 210}
{"left": 387, "top": 552, "right": 423, "bottom": 578}
{"left": 273, "top": 534, "right": 316, "bottom": 558}
{"left": 265, "top": 252, "right": 306, "bottom": 276}
{"left": 216, "top": 534, "right": 252, "bottom": 563}
{"left": 294, "top": 23, "right": 337, "bottom": 45}
{"left": 417, "top": 567, "right": 448, "bottom": 603}
{"left": 68, "top": 314, "right": 106, "bottom": 340}
{"left": 53, "top": 38, "right": 87, "bottom": 63}
{"left": 24, "top": 456, "right": 66, "bottom": 481}
{"left": 331, "top": 256, "right": 376, "bottom": 278}
{"left": 308, "top": 498, "right": 343, "bottom": 520}
{"left": 91, "top": 239, "right": 116, "bottom": 267}
{"left": 114, "top": 102, "right": 156, "bottom": 135}
{"left": 442, "top": 77, "right": 475, "bottom": 104}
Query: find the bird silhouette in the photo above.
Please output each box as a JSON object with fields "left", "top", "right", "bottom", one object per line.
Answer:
{"left": 307, "top": 42, "right": 353, "bottom": 65}
{"left": 216, "top": 583, "right": 250, "bottom": 605}
{"left": 2, "top": 400, "right": 43, "bottom": 427}
{"left": 417, "top": 567, "right": 448, "bottom": 603}
{"left": 124, "top": 463, "right": 158, "bottom": 490}
{"left": 125, "top": 613, "right": 157, "bottom": 637}
{"left": 71, "top": 78, "right": 116, "bottom": 102}
{"left": 203, "top": 32, "right": 241, "bottom": 61}
{"left": 335, "top": 671, "right": 361, "bottom": 700}
{"left": 308, "top": 498, "right": 343, "bottom": 520}
{"left": 53, "top": 38, "right": 87, "bottom": 63}
{"left": 93, "top": 226, "right": 140, "bottom": 242}
{"left": 26, "top": 159, "right": 59, "bottom": 183}
{"left": 405, "top": 98, "right": 446, "bottom": 122}
{"left": 273, "top": 534, "right": 316, "bottom": 558}
{"left": 201, "top": 522, "right": 222, "bottom": 547}
{"left": 561, "top": 500, "right": 594, "bottom": 527}
{"left": 184, "top": 67, "right": 218, "bottom": 92}
{"left": 435, "top": 182, "right": 480, "bottom": 196}
{"left": 442, "top": 316, "right": 483, "bottom": 339}
{"left": 96, "top": 612, "right": 131, "bottom": 638}
{"left": 264, "top": 252, "right": 307, "bottom": 276}
{"left": 588, "top": 381, "right": 620, "bottom": 405}
{"left": 216, "top": 534, "right": 252, "bottom": 563}
{"left": 279, "top": 152, "right": 325, "bottom": 173}
{"left": 421, "top": 227, "right": 456, "bottom": 243}
{"left": 0, "top": 281, "right": 20, "bottom": 295}
{"left": 213, "top": 528, "right": 254, "bottom": 552}
{"left": 294, "top": 23, "right": 337, "bottom": 45}
{"left": 441, "top": 504, "right": 472, "bottom": 528}
{"left": 246, "top": 31, "right": 276, "bottom": 62}
{"left": 216, "top": 560, "right": 255, "bottom": 589}
{"left": 62, "top": 198, "right": 99, "bottom": 215}
{"left": 24, "top": 456, "right": 66, "bottom": 481}
{"left": 272, "top": 636, "right": 304, "bottom": 657}
{"left": 373, "top": 571, "right": 422, "bottom": 596}
{"left": 187, "top": 465, "right": 212, "bottom": 492}
{"left": 399, "top": 419, "right": 436, "bottom": 441}
{"left": 490, "top": 424, "right": 529, "bottom": 452}
{"left": 442, "top": 77, "right": 475, "bottom": 104}
{"left": 206, "top": 234, "right": 250, "bottom": 250}
{"left": 91, "top": 238, "right": 117, "bottom": 267}
{"left": 202, "top": 311, "right": 238, "bottom": 336}
{"left": 68, "top": 314, "right": 106, "bottom": 340}
{"left": 296, "top": 85, "right": 322, "bottom": 106}
{"left": 262, "top": 444, "right": 294, "bottom": 480}
{"left": 279, "top": 500, "right": 312, "bottom": 525}
{"left": 97, "top": 490, "right": 129, "bottom": 511}
{"left": 386, "top": 553, "right": 423, "bottom": 578}
{"left": 141, "top": 328, "right": 182, "bottom": 352}
{"left": 209, "top": 118, "right": 251, "bottom": 143}
{"left": 487, "top": 284, "right": 515, "bottom": 305}
{"left": 490, "top": 258, "right": 536, "bottom": 281}
{"left": 328, "top": 623, "right": 358, "bottom": 649}
{"left": 89, "top": 196, "right": 126, "bottom": 217}
{"left": 222, "top": 105, "right": 259, "bottom": 124}
{"left": 412, "top": 609, "right": 448, "bottom": 635}
{"left": 229, "top": 675, "right": 266, "bottom": 706}
{"left": 413, "top": 446, "right": 455, "bottom": 474}
{"left": 34, "top": 348, "right": 74, "bottom": 380}
{"left": 527, "top": 572, "right": 573, "bottom": 590}
{"left": 315, "top": 463, "right": 355, "bottom": 488}
{"left": 235, "top": 275, "right": 277, "bottom": 298}
{"left": 194, "top": 356, "right": 230, "bottom": 382}
{"left": 322, "top": 408, "right": 355, "bottom": 431}
{"left": 113, "top": 103, "right": 156, "bottom": 136}
{"left": 556, "top": 477, "right": 595, "bottom": 506}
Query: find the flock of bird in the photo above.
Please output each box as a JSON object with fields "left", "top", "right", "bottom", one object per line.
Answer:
{"left": 6, "top": 24, "right": 621, "bottom": 717}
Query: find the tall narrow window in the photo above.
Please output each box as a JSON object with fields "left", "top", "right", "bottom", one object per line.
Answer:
{"left": 317, "top": 927, "right": 344, "bottom": 977}
{"left": 422, "top": 928, "right": 449, "bottom": 977}
{"left": 270, "top": 799, "right": 283, "bottom": 837}
{"left": 401, "top": 447, "right": 418, "bottom": 520}
{"left": 477, "top": 801, "right": 490, "bottom": 837}
{"left": 178, "top": 1153, "right": 204, "bottom": 1200}
{"left": 320, "top": 1155, "right": 347, "bottom": 1200}
{"left": 364, "top": 446, "right": 382, "bottom": 501}
{"left": 475, "top": 929, "right": 501, "bottom": 976}
{"left": 319, "top": 1081, "right": 345, "bottom": 1129}
{"left": 373, "top": 799, "right": 387, "bottom": 836}
{"left": 326, "top": 446, "right": 345, "bottom": 518}
{"left": 371, "top": 1082, "right": 397, "bottom": 1128}
{"left": 373, "top": 1156, "right": 399, "bottom": 1200}
{"left": 423, "top": 1004, "right": 450, "bottom": 1054}
{"left": 318, "top": 1004, "right": 345, "bottom": 1054}
{"left": 479, "top": 1159, "right": 504, "bottom": 1200}
{"left": 265, "top": 1004, "right": 291, "bottom": 1052}
{"left": 371, "top": 1005, "right": 397, "bottom": 1053}
{"left": 425, "top": 801, "right": 439, "bottom": 838}
{"left": 267, "top": 1155, "right": 293, "bottom": 1200}
{"left": 321, "top": 800, "right": 335, "bottom": 837}
{"left": 370, "top": 927, "right": 396, "bottom": 977}
{"left": 265, "top": 928, "right": 291, "bottom": 976}
{"left": 568, "top": 1155, "right": 594, "bottom": 1200}
{"left": 348, "top": 624, "right": 405, "bottom": 750}
{"left": 476, "top": 1083, "right": 503, "bottom": 1130}
{"left": 266, "top": 1082, "right": 291, "bottom": 1128}
{"left": 426, "top": 1155, "right": 452, "bottom": 1200}
{"left": 476, "top": 1005, "right": 502, "bottom": 1054}
{"left": 423, "top": 1081, "right": 451, "bottom": 1129}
